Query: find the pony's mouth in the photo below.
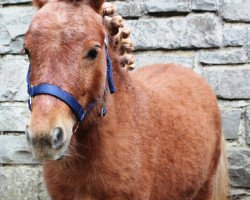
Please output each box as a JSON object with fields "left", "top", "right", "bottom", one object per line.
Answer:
{"left": 29, "top": 138, "right": 70, "bottom": 161}
{"left": 32, "top": 149, "right": 67, "bottom": 161}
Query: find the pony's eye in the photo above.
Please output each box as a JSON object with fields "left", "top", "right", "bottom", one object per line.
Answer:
{"left": 23, "top": 44, "right": 30, "bottom": 57}
{"left": 86, "top": 49, "right": 98, "bottom": 60}
{"left": 24, "top": 48, "right": 30, "bottom": 56}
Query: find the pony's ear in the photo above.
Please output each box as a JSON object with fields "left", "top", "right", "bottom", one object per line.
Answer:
{"left": 89, "top": 0, "right": 105, "bottom": 13}
{"left": 33, "top": 0, "right": 48, "bottom": 8}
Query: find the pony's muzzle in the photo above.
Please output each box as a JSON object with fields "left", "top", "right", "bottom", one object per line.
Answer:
{"left": 25, "top": 125, "right": 66, "bottom": 160}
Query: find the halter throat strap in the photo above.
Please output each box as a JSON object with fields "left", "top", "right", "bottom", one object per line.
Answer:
{"left": 27, "top": 45, "right": 115, "bottom": 121}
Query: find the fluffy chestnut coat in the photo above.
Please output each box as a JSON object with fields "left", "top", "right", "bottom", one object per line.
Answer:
{"left": 27, "top": 0, "right": 229, "bottom": 199}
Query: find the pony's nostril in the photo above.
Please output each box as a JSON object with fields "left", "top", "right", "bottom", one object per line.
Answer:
{"left": 25, "top": 126, "right": 33, "bottom": 146}
{"left": 52, "top": 127, "right": 64, "bottom": 149}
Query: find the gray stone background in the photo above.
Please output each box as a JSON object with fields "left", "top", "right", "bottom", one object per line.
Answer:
{"left": 0, "top": 0, "right": 250, "bottom": 199}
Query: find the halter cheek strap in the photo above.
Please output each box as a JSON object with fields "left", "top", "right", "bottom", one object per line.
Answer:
{"left": 26, "top": 45, "right": 116, "bottom": 121}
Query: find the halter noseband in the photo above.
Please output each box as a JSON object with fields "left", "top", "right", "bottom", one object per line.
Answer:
{"left": 26, "top": 42, "right": 116, "bottom": 121}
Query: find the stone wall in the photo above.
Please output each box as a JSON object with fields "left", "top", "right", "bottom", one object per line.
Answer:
{"left": 0, "top": 0, "right": 250, "bottom": 199}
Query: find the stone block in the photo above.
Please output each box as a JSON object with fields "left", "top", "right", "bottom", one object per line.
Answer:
{"left": 199, "top": 48, "right": 248, "bottom": 65}
{"left": 0, "top": 6, "right": 34, "bottom": 54}
{"left": 247, "top": 46, "right": 250, "bottom": 63}
{"left": 115, "top": 1, "right": 143, "bottom": 18}
{"left": 223, "top": 24, "right": 248, "bottom": 47}
{"left": 0, "top": 103, "right": 30, "bottom": 132}
{"left": 0, "top": 6, "right": 35, "bottom": 40}
{"left": 228, "top": 149, "right": 250, "bottom": 167}
{"left": 228, "top": 148, "right": 250, "bottom": 188}
{"left": 230, "top": 167, "right": 250, "bottom": 189}
{"left": 145, "top": 0, "right": 190, "bottom": 13}
{"left": 0, "top": 23, "right": 12, "bottom": 54}
{"left": 0, "top": 135, "right": 38, "bottom": 164}
{"left": 230, "top": 188, "right": 250, "bottom": 200}
{"left": 221, "top": 109, "right": 241, "bottom": 140}
{"left": 191, "top": 0, "right": 218, "bottom": 11}
{"left": 248, "top": 27, "right": 250, "bottom": 46}
{"left": 0, "top": 31, "right": 24, "bottom": 55}
{"left": 0, "top": 166, "right": 48, "bottom": 200}
{"left": 0, "top": 0, "right": 31, "bottom": 4}
{"left": 9, "top": 36, "right": 25, "bottom": 54}
{"left": 246, "top": 107, "right": 250, "bottom": 145}
{"left": 220, "top": 0, "right": 250, "bottom": 22}
{"left": 128, "top": 14, "right": 222, "bottom": 50}
{"left": 135, "top": 51, "right": 194, "bottom": 68}
{"left": 201, "top": 66, "right": 250, "bottom": 99}
{"left": 0, "top": 55, "right": 29, "bottom": 101}
{"left": 218, "top": 100, "right": 250, "bottom": 108}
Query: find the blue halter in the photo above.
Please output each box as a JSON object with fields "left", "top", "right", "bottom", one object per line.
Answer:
{"left": 26, "top": 44, "right": 116, "bottom": 121}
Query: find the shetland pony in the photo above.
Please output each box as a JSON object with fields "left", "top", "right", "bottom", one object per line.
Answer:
{"left": 24, "top": 0, "right": 229, "bottom": 199}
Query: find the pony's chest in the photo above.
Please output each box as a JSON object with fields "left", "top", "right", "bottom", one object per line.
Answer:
{"left": 48, "top": 165, "right": 126, "bottom": 190}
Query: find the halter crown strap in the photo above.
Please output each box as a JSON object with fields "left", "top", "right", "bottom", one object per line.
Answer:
{"left": 27, "top": 45, "right": 115, "bottom": 121}
{"left": 106, "top": 48, "right": 116, "bottom": 94}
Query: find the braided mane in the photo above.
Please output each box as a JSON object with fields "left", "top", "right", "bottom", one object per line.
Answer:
{"left": 101, "top": 2, "right": 135, "bottom": 70}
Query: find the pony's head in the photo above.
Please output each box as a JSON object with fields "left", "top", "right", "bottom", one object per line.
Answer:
{"left": 24, "top": 0, "right": 109, "bottom": 161}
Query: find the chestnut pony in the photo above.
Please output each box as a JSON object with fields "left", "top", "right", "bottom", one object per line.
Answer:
{"left": 24, "top": 0, "right": 229, "bottom": 199}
